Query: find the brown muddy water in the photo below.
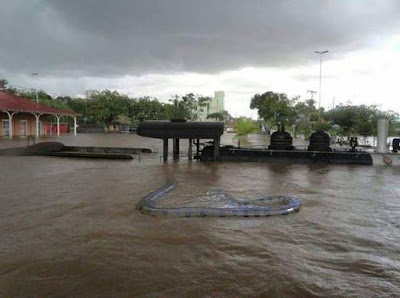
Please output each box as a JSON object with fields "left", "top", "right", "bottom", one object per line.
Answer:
{"left": 0, "top": 134, "right": 399, "bottom": 297}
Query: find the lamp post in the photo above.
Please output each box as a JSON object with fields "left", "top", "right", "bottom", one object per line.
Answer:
{"left": 314, "top": 50, "right": 328, "bottom": 112}
{"left": 32, "top": 73, "right": 39, "bottom": 103}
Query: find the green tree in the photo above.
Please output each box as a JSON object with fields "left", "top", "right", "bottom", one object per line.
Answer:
{"left": 197, "top": 96, "right": 212, "bottom": 117}
{"left": 131, "top": 97, "right": 169, "bottom": 122}
{"left": 168, "top": 94, "right": 200, "bottom": 120}
{"left": 56, "top": 96, "right": 73, "bottom": 106}
{"left": 292, "top": 99, "right": 319, "bottom": 137}
{"left": 16, "top": 89, "right": 70, "bottom": 110}
{"left": 324, "top": 105, "right": 357, "bottom": 137}
{"left": 236, "top": 118, "right": 259, "bottom": 137}
{"left": 206, "top": 112, "right": 224, "bottom": 121}
{"left": 324, "top": 105, "right": 374, "bottom": 138}
{"left": 169, "top": 95, "right": 187, "bottom": 120}
{"left": 181, "top": 93, "right": 198, "bottom": 120}
{"left": 323, "top": 104, "right": 398, "bottom": 139}
{"left": 88, "top": 90, "right": 130, "bottom": 124}
{"left": 206, "top": 110, "right": 232, "bottom": 123}
{"left": 69, "top": 98, "right": 91, "bottom": 123}
{"left": 0, "top": 79, "right": 8, "bottom": 89}
{"left": 250, "top": 91, "right": 297, "bottom": 132}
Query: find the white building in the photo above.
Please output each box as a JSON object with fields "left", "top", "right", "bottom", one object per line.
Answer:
{"left": 197, "top": 91, "right": 225, "bottom": 121}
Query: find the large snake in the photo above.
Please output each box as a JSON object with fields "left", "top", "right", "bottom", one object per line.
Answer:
{"left": 137, "top": 183, "right": 301, "bottom": 217}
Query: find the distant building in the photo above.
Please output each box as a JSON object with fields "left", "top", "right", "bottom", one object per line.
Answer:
{"left": 197, "top": 91, "right": 225, "bottom": 121}
{"left": 210, "top": 91, "right": 225, "bottom": 113}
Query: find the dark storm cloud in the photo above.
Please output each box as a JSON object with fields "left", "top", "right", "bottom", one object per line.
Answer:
{"left": 1, "top": 0, "right": 399, "bottom": 77}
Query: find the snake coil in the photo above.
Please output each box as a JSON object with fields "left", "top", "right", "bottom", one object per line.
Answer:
{"left": 137, "top": 183, "right": 301, "bottom": 217}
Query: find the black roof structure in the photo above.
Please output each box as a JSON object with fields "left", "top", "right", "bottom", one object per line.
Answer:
{"left": 137, "top": 120, "right": 224, "bottom": 139}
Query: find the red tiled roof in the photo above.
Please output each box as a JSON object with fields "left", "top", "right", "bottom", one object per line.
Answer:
{"left": 0, "top": 91, "right": 78, "bottom": 116}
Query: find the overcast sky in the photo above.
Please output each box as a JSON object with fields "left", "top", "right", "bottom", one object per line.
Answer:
{"left": 1, "top": 0, "right": 399, "bottom": 117}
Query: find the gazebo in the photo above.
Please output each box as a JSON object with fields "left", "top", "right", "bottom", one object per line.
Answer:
{"left": 0, "top": 91, "right": 79, "bottom": 138}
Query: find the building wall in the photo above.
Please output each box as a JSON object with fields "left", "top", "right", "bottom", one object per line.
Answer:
{"left": 196, "top": 101, "right": 210, "bottom": 121}
{"left": 196, "top": 91, "right": 225, "bottom": 121}
{"left": 212, "top": 91, "right": 225, "bottom": 113}
{"left": 0, "top": 112, "right": 47, "bottom": 137}
{"left": 45, "top": 123, "right": 69, "bottom": 134}
{"left": 13, "top": 113, "right": 36, "bottom": 136}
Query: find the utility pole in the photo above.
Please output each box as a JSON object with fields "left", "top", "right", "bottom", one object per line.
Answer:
{"left": 314, "top": 50, "right": 329, "bottom": 113}
{"left": 32, "top": 73, "right": 39, "bottom": 103}
{"left": 307, "top": 90, "right": 317, "bottom": 101}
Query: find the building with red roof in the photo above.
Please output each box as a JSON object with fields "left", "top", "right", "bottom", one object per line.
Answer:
{"left": 0, "top": 91, "right": 79, "bottom": 138}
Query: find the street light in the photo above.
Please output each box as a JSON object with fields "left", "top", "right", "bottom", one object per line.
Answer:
{"left": 314, "top": 50, "right": 328, "bottom": 112}
{"left": 32, "top": 73, "right": 39, "bottom": 103}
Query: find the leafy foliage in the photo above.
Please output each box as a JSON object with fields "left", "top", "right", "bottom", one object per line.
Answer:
{"left": 1, "top": 83, "right": 197, "bottom": 125}
{"left": 236, "top": 118, "right": 259, "bottom": 137}
{"left": 169, "top": 95, "right": 190, "bottom": 120}
{"left": 250, "top": 91, "right": 297, "bottom": 131}
{"left": 323, "top": 105, "right": 399, "bottom": 137}
{"left": 292, "top": 99, "right": 319, "bottom": 137}
{"left": 0, "top": 79, "right": 8, "bottom": 89}
{"left": 250, "top": 90, "right": 399, "bottom": 139}
{"left": 14, "top": 89, "right": 71, "bottom": 110}
{"left": 206, "top": 112, "right": 225, "bottom": 121}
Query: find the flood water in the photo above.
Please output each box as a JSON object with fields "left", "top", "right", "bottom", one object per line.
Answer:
{"left": 0, "top": 134, "right": 399, "bottom": 296}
